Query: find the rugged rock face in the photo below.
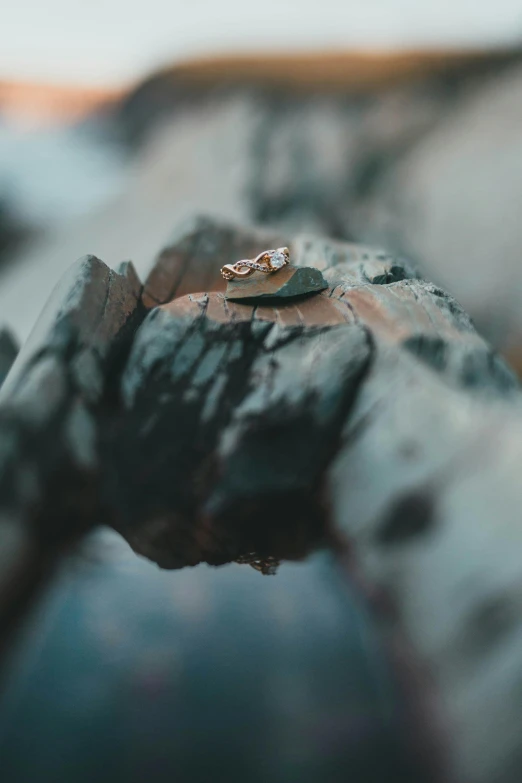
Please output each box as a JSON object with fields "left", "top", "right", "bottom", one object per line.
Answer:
{"left": 2, "top": 217, "right": 522, "bottom": 781}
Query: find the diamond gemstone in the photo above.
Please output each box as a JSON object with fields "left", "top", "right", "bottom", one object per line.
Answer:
{"left": 269, "top": 249, "right": 287, "bottom": 269}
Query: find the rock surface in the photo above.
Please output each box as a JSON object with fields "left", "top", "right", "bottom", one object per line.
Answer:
{"left": 1, "top": 217, "right": 522, "bottom": 782}
{"left": 0, "top": 255, "right": 142, "bottom": 656}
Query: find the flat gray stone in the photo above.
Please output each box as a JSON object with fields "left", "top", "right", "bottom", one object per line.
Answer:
{"left": 225, "top": 265, "right": 328, "bottom": 301}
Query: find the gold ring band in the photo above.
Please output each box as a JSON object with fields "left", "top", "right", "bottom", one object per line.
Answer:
{"left": 221, "top": 247, "right": 290, "bottom": 281}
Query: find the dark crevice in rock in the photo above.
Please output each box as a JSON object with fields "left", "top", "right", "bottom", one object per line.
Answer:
{"left": 371, "top": 265, "right": 416, "bottom": 285}
{"left": 102, "top": 297, "right": 149, "bottom": 410}
{"left": 0, "top": 328, "right": 19, "bottom": 389}
{"left": 376, "top": 492, "right": 436, "bottom": 546}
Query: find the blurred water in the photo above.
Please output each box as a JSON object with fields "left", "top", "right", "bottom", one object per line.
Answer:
{"left": 0, "top": 530, "right": 421, "bottom": 783}
{"left": 0, "top": 120, "right": 127, "bottom": 228}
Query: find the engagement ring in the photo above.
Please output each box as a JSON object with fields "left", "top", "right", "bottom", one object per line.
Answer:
{"left": 221, "top": 247, "right": 290, "bottom": 281}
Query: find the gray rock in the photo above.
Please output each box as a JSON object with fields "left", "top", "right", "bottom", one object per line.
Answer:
{"left": 225, "top": 264, "right": 328, "bottom": 301}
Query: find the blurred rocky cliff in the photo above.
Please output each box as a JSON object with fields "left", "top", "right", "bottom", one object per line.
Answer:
{"left": 2, "top": 48, "right": 522, "bottom": 365}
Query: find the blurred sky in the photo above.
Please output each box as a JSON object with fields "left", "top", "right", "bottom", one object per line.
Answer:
{"left": 1, "top": 0, "right": 522, "bottom": 86}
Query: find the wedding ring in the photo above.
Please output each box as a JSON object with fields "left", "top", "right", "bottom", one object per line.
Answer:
{"left": 221, "top": 247, "right": 290, "bottom": 281}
